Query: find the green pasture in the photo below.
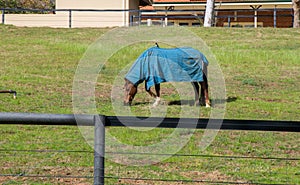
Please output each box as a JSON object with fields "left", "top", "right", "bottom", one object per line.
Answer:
{"left": 0, "top": 25, "right": 299, "bottom": 184}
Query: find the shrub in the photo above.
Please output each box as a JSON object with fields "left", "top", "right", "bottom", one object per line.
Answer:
{"left": 0, "top": 0, "right": 55, "bottom": 13}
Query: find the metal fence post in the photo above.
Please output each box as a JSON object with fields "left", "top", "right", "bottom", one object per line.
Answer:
{"left": 138, "top": 10, "right": 141, "bottom": 26}
{"left": 68, "top": 10, "right": 72, "bottom": 28}
{"left": 94, "top": 115, "right": 105, "bottom": 185}
{"left": 227, "top": 16, "right": 231, "bottom": 27}
{"left": 273, "top": 7, "right": 277, "bottom": 28}
{"left": 130, "top": 15, "right": 134, "bottom": 26}
{"left": 2, "top": 8, "right": 5, "bottom": 24}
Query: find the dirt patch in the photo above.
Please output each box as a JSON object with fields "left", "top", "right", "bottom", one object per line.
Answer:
{"left": 116, "top": 170, "right": 251, "bottom": 185}
{"left": 0, "top": 167, "right": 93, "bottom": 185}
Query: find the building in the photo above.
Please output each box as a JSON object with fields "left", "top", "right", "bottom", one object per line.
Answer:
{"left": 139, "top": 0, "right": 293, "bottom": 27}
{"left": 56, "top": 0, "right": 141, "bottom": 27}
{"left": 2, "top": 0, "right": 293, "bottom": 27}
{"left": 4, "top": 0, "right": 143, "bottom": 27}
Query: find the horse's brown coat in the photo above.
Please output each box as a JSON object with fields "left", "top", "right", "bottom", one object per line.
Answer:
{"left": 124, "top": 75, "right": 210, "bottom": 107}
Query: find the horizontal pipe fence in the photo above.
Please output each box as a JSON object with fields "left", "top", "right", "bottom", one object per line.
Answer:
{"left": 0, "top": 112, "right": 299, "bottom": 185}
{"left": 1, "top": 112, "right": 299, "bottom": 132}
{"left": 0, "top": 8, "right": 294, "bottom": 28}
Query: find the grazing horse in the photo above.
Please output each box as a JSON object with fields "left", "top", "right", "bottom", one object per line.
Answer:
{"left": 124, "top": 46, "right": 210, "bottom": 107}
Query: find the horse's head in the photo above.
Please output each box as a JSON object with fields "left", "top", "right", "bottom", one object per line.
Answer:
{"left": 123, "top": 78, "right": 137, "bottom": 106}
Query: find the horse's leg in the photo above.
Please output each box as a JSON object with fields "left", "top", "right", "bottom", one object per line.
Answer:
{"left": 155, "top": 84, "right": 160, "bottom": 98}
{"left": 199, "top": 82, "right": 205, "bottom": 106}
{"left": 152, "top": 84, "right": 161, "bottom": 107}
{"left": 145, "top": 83, "right": 161, "bottom": 106}
{"left": 145, "top": 83, "right": 156, "bottom": 98}
{"left": 200, "top": 75, "right": 210, "bottom": 107}
{"left": 192, "top": 82, "right": 200, "bottom": 106}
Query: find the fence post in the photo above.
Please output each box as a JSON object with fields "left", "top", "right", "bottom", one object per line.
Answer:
{"left": 94, "top": 115, "right": 105, "bottom": 185}
{"left": 273, "top": 7, "right": 277, "bottom": 28}
{"left": 68, "top": 10, "right": 72, "bottom": 28}
{"left": 227, "top": 16, "right": 231, "bottom": 27}
{"left": 1, "top": 8, "right": 5, "bottom": 24}
{"left": 130, "top": 15, "right": 134, "bottom": 26}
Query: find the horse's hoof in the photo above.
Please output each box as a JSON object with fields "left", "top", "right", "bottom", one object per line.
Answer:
{"left": 152, "top": 103, "right": 159, "bottom": 108}
{"left": 123, "top": 102, "right": 131, "bottom": 106}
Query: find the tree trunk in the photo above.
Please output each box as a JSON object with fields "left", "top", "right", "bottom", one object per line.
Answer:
{"left": 204, "top": 0, "right": 215, "bottom": 27}
{"left": 293, "top": 0, "right": 300, "bottom": 28}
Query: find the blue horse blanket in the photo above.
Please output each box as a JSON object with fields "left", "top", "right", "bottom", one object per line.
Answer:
{"left": 125, "top": 47, "right": 209, "bottom": 90}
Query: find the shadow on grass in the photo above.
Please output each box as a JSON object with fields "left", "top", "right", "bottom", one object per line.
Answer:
{"left": 168, "top": 96, "right": 238, "bottom": 106}
{"left": 130, "top": 97, "right": 238, "bottom": 106}
{"left": 132, "top": 102, "right": 151, "bottom": 106}
{"left": 168, "top": 100, "right": 195, "bottom": 106}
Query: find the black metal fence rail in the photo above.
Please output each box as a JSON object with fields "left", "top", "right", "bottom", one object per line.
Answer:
{"left": 1, "top": 112, "right": 299, "bottom": 132}
{"left": 0, "top": 112, "right": 299, "bottom": 185}
{"left": 107, "top": 116, "right": 300, "bottom": 132}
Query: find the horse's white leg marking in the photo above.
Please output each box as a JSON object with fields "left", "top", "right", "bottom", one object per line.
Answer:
{"left": 152, "top": 97, "right": 161, "bottom": 107}
{"left": 151, "top": 84, "right": 161, "bottom": 107}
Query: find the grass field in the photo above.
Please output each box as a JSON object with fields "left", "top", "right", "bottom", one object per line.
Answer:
{"left": 0, "top": 25, "right": 299, "bottom": 184}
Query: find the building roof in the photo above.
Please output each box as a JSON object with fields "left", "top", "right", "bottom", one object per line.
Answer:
{"left": 140, "top": 5, "right": 155, "bottom": 10}
{"left": 154, "top": 0, "right": 190, "bottom": 2}
{"left": 153, "top": 0, "right": 291, "bottom": 2}
{"left": 147, "top": 0, "right": 292, "bottom": 9}
{"left": 140, "top": 0, "right": 291, "bottom": 10}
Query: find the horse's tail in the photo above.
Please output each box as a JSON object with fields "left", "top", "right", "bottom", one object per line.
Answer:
{"left": 202, "top": 60, "right": 208, "bottom": 78}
